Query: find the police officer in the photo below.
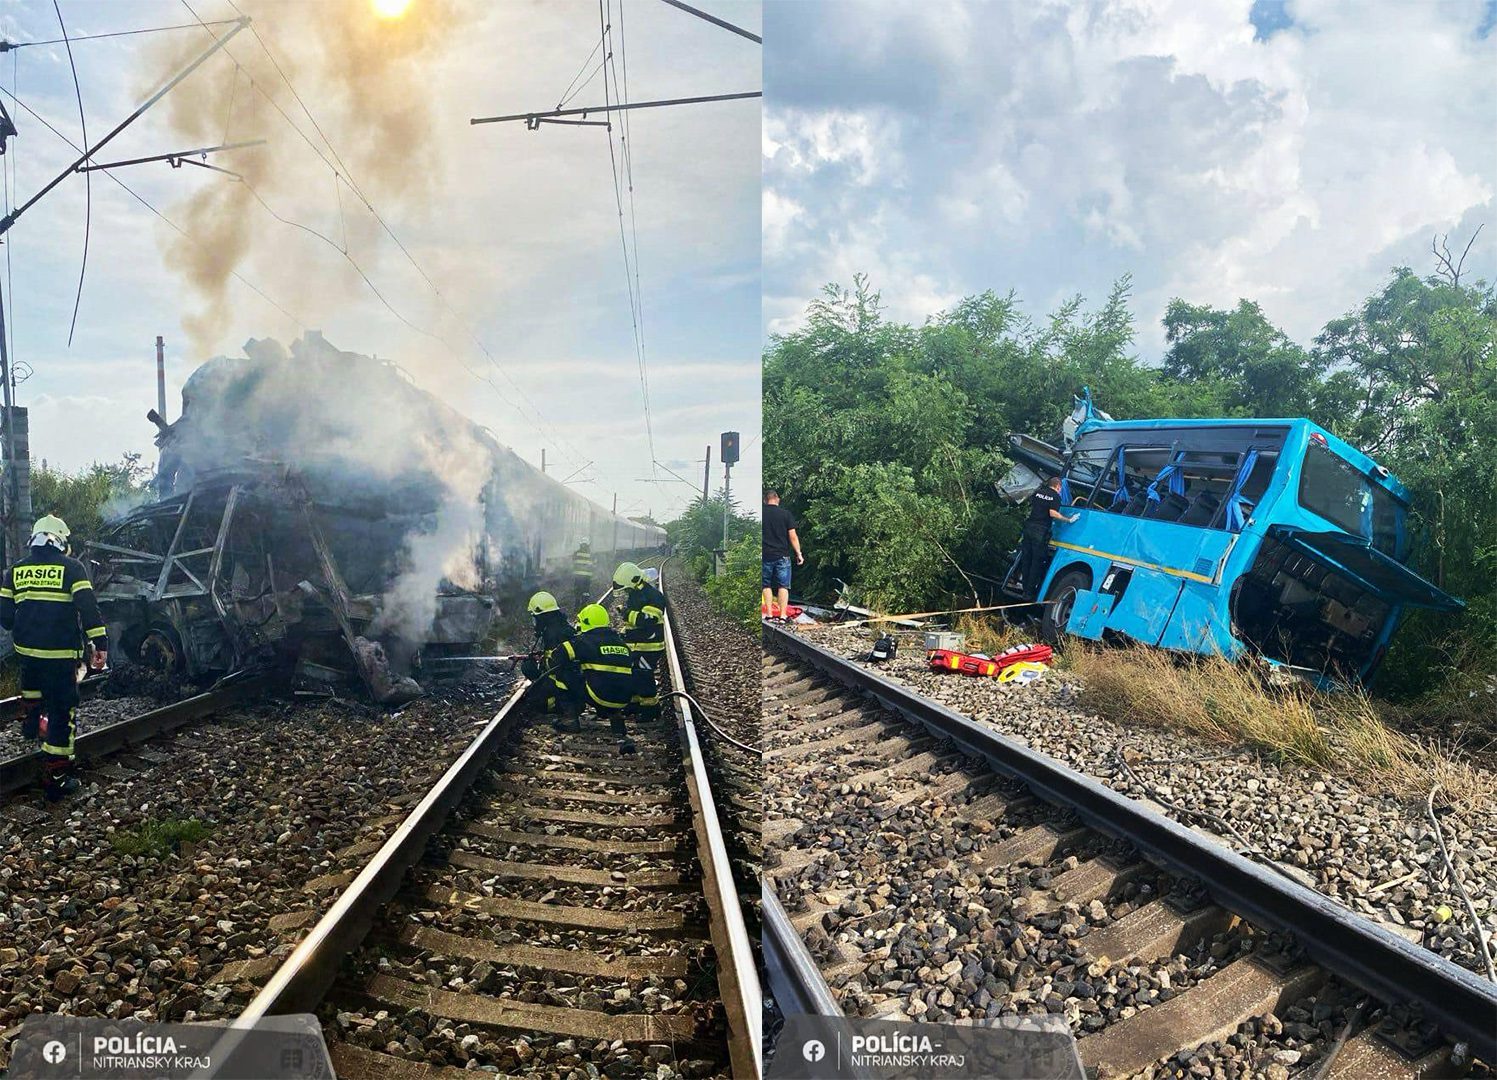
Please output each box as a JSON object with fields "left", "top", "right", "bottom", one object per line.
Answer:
{"left": 520, "top": 591, "right": 582, "bottom": 732}
{"left": 571, "top": 540, "right": 594, "bottom": 609}
{"left": 0, "top": 515, "right": 108, "bottom": 801}
{"left": 555, "top": 603, "right": 638, "bottom": 755}
{"left": 1019, "top": 477, "right": 1079, "bottom": 600}
{"left": 612, "top": 561, "right": 666, "bottom": 671}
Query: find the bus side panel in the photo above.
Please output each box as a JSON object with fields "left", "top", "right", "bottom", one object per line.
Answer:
{"left": 1104, "top": 571, "right": 1184, "bottom": 647}
{"left": 1159, "top": 580, "right": 1244, "bottom": 658}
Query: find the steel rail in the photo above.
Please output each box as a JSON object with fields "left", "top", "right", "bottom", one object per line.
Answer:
{"left": 199, "top": 673, "right": 533, "bottom": 1076}
{"left": 0, "top": 669, "right": 275, "bottom": 796}
{"left": 761, "top": 878, "right": 841, "bottom": 1019}
{"left": 764, "top": 624, "right": 1497, "bottom": 1061}
{"left": 662, "top": 592, "right": 763, "bottom": 1079}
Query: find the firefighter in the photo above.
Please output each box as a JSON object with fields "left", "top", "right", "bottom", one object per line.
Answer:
{"left": 571, "top": 540, "right": 594, "bottom": 609}
{"left": 612, "top": 561, "right": 666, "bottom": 672}
{"left": 520, "top": 591, "right": 582, "bottom": 732}
{"left": 0, "top": 515, "right": 108, "bottom": 801}
{"left": 558, "top": 603, "right": 638, "bottom": 755}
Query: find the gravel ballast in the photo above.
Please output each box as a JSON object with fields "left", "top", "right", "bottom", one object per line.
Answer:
{"left": 793, "top": 624, "right": 1497, "bottom": 977}
{"left": 0, "top": 679, "right": 510, "bottom": 1069}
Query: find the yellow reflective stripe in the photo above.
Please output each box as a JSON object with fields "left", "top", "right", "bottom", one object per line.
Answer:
{"left": 71, "top": 580, "right": 93, "bottom": 593}
{"left": 641, "top": 605, "right": 664, "bottom": 618}
{"left": 628, "top": 641, "right": 665, "bottom": 652}
{"left": 585, "top": 685, "right": 629, "bottom": 708}
{"left": 41, "top": 742, "right": 75, "bottom": 758}
{"left": 14, "top": 645, "right": 83, "bottom": 659}
{"left": 14, "top": 591, "right": 73, "bottom": 602}
{"left": 581, "top": 662, "right": 634, "bottom": 674}
{"left": 20, "top": 690, "right": 41, "bottom": 700}
{"left": 0, "top": 588, "right": 12, "bottom": 598}
{"left": 1048, "top": 540, "right": 1217, "bottom": 585}
{"left": 86, "top": 626, "right": 108, "bottom": 639}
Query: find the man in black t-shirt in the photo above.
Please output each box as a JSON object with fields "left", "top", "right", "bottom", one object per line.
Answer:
{"left": 1019, "top": 476, "right": 1078, "bottom": 600}
{"left": 761, "top": 490, "right": 803, "bottom": 620}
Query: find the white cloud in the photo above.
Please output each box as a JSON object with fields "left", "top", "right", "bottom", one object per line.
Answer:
{"left": 764, "top": 0, "right": 1497, "bottom": 356}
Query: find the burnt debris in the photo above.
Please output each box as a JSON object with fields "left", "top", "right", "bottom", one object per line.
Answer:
{"left": 86, "top": 332, "right": 664, "bottom": 704}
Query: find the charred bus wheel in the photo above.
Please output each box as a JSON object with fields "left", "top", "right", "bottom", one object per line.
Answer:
{"left": 138, "top": 623, "right": 187, "bottom": 675}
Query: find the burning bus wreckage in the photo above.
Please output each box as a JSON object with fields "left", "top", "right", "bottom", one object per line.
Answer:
{"left": 82, "top": 332, "right": 664, "bottom": 703}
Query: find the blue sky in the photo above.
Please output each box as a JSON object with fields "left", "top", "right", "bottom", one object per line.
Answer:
{"left": 0, "top": 0, "right": 760, "bottom": 523}
{"left": 763, "top": 0, "right": 1496, "bottom": 362}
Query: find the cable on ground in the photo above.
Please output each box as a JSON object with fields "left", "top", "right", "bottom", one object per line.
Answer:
{"left": 1425, "top": 782, "right": 1496, "bottom": 981}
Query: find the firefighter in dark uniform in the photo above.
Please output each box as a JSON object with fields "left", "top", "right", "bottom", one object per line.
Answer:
{"left": 520, "top": 591, "right": 582, "bottom": 732}
{"left": 571, "top": 540, "right": 594, "bottom": 610}
{"left": 612, "top": 561, "right": 666, "bottom": 672}
{"left": 553, "top": 603, "right": 639, "bottom": 755}
{"left": 0, "top": 515, "right": 108, "bottom": 801}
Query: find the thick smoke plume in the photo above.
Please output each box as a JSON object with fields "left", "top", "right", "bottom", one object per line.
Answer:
{"left": 150, "top": 0, "right": 458, "bottom": 352}
{"left": 166, "top": 331, "right": 492, "bottom": 644}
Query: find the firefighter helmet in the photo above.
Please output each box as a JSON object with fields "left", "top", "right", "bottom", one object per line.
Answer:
{"left": 30, "top": 514, "right": 70, "bottom": 550}
{"left": 527, "top": 591, "right": 560, "bottom": 616}
{"left": 612, "top": 561, "right": 644, "bottom": 588}
{"left": 577, "top": 603, "right": 610, "bottom": 631}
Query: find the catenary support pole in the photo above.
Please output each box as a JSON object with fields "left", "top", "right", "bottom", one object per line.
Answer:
{"left": 156, "top": 336, "right": 167, "bottom": 419}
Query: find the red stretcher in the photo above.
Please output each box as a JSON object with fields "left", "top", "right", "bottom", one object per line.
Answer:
{"left": 927, "top": 642, "right": 1053, "bottom": 678}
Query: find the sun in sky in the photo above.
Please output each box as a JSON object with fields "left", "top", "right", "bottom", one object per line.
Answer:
{"left": 371, "top": 0, "right": 412, "bottom": 19}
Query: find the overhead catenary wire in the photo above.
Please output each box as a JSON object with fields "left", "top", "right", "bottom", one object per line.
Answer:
{"left": 181, "top": 0, "right": 591, "bottom": 472}
{"left": 0, "top": 83, "right": 305, "bottom": 331}
{"left": 53, "top": 1, "right": 89, "bottom": 348}
{"left": 656, "top": 0, "right": 762, "bottom": 44}
{"left": 0, "top": 18, "right": 240, "bottom": 51}
{"left": 597, "top": 0, "right": 657, "bottom": 477}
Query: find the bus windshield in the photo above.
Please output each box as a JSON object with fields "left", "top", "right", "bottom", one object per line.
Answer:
{"left": 1298, "top": 442, "right": 1409, "bottom": 560}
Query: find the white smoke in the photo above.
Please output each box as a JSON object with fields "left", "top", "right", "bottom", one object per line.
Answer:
{"left": 164, "top": 331, "right": 500, "bottom": 644}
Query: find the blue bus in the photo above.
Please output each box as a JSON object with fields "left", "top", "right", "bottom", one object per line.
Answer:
{"left": 998, "top": 398, "right": 1463, "bottom": 687}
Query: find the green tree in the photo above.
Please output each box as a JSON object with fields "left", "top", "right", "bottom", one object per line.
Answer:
{"left": 29, "top": 454, "right": 152, "bottom": 548}
{"left": 765, "top": 245, "right": 1496, "bottom": 700}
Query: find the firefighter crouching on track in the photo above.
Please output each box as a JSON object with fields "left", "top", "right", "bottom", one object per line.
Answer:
{"left": 520, "top": 591, "right": 583, "bottom": 733}
{"left": 571, "top": 540, "right": 593, "bottom": 610}
{"left": 0, "top": 515, "right": 108, "bottom": 802}
{"left": 612, "top": 561, "right": 666, "bottom": 672}
{"left": 556, "top": 603, "right": 640, "bottom": 756}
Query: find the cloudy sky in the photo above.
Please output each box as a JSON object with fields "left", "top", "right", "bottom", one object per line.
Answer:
{"left": 0, "top": 0, "right": 760, "bottom": 523}
{"left": 764, "top": 0, "right": 1497, "bottom": 358}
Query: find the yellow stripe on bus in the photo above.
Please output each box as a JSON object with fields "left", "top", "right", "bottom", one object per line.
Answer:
{"left": 1048, "top": 540, "right": 1217, "bottom": 585}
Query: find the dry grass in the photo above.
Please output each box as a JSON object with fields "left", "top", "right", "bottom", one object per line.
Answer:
{"left": 1070, "top": 644, "right": 1496, "bottom": 813}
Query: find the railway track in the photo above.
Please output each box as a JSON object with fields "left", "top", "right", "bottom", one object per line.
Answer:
{"left": 212, "top": 578, "right": 761, "bottom": 1079}
{"left": 661, "top": 562, "right": 763, "bottom": 932}
{"left": 0, "top": 670, "right": 274, "bottom": 801}
{"left": 762, "top": 624, "right": 1497, "bottom": 1078}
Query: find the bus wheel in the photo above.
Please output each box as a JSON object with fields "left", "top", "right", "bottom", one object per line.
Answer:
{"left": 1040, "top": 568, "right": 1091, "bottom": 644}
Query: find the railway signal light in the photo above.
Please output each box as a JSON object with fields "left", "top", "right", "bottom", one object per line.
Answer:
{"left": 721, "top": 430, "right": 740, "bottom": 465}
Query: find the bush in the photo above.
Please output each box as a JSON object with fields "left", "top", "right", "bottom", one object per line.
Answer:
{"left": 704, "top": 532, "right": 763, "bottom": 631}
{"left": 29, "top": 454, "right": 152, "bottom": 547}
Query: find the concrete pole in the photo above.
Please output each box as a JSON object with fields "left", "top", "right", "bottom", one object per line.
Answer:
{"left": 156, "top": 336, "right": 167, "bottom": 420}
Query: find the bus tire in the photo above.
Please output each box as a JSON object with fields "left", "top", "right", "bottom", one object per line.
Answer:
{"left": 1040, "top": 567, "right": 1091, "bottom": 644}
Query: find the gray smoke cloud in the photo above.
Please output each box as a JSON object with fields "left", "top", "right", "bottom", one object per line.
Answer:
{"left": 164, "top": 331, "right": 493, "bottom": 644}
{"left": 157, "top": 331, "right": 656, "bottom": 646}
